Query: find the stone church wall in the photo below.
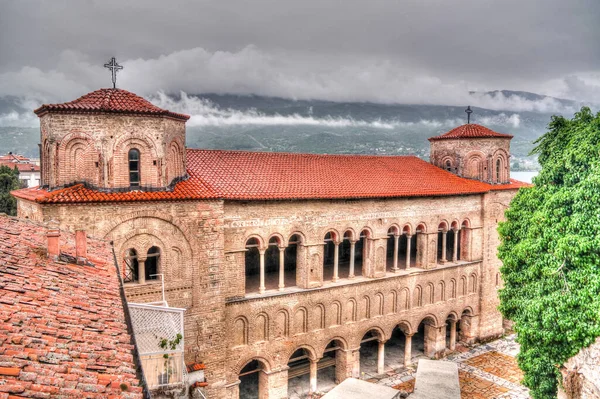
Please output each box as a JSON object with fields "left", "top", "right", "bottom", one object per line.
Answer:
{"left": 559, "top": 337, "right": 600, "bottom": 399}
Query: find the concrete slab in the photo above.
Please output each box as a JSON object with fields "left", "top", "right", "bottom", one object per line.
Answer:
{"left": 410, "top": 359, "right": 460, "bottom": 399}
{"left": 322, "top": 378, "right": 401, "bottom": 399}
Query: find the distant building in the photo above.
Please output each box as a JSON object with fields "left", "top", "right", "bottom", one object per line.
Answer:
{"left": 0, "top": 152, "right": 41, "bottom": 187}
{"left": 12, "top": 87, "right": 529, "bottom": 399}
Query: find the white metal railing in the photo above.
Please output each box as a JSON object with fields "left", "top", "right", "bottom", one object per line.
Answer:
{"left": 128, "top": 302, "right": 186, "bottom": 390}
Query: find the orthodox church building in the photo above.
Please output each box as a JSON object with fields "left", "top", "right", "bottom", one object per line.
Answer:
{"left": 12, "top": 87, "right": 527, "bottom": 399}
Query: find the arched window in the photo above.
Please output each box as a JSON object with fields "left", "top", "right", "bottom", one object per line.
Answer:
{"left": 128, "top": 148, "right": 141, "bottom": 187}
{"left": 145, "top": 246, "right": 160, "bottom": 281}
{"left": 123, "top": 248, "right": 139, "bottom": 283}
{"left": 245, "top": 238, "right": 261, "bottom": 294}
{"left": 496, "top": 158, "right": 501, "bottom": 182}
{"left": 445, "top": 160, "right": 452, "bottom": 172}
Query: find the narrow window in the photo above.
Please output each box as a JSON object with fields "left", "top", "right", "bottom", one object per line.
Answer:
{"left": 146, "top": 246, "right": 160, "bottom": 280}
{"left": 123, "top": 249, "right": 139, "bottom": 283}
{"left": 496, "top": 159, "right": 501, "bottom": 182}
{"left": 445, "top": 160, "right": 452, "bottom": 172}
{"left": 128, "top": 148, "right": 140, "bottom": 187}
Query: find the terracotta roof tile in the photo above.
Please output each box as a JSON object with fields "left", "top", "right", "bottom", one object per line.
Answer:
{"left": 34, "top": 88, "right": 189, "bottom": 121}
{"left": 0, "top": 161, "right": 40, "bottom": 173}
{"left": 428, "top": 124, "right": 513, "bottom": 141}
{"left": 0, "top": 215, "right": 142, "bottom": 398}
{"left": 12, "top": 150, "right": 530, "bottom": 204}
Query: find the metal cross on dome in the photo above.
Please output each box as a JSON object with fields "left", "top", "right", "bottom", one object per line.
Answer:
{"left": 103, "top": 57, "right": 123, "bottom": 89}
{"left": 465, "top": 105, "right": 473, "bottom": 124}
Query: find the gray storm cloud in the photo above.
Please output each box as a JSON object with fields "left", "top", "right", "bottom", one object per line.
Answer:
{"left": 1, "top": 0, "right": 599, "bottom": 114}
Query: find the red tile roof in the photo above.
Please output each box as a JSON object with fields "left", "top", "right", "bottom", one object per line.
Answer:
{"left": 34, "top": 88, "right": 190, "bottom": 121}
{"left": 0, "top": 161, "right": 40, "bottom": 173}
{"left": 0, "top": 215, "right": 143, "bottom": 398}
{"left": 428, "top": 124, "right": 513, "bottom": 141}
{"left": 12, "top": 150, "right": 530, "bottom": 204}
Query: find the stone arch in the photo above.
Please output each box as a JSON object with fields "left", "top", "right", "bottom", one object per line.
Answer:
{"left": 267, "top": 233, "right": 285, "bottom": 247}
{"left": 313, "top": 303, "right": 326, "bottom": 330}
{"left": 362, "top": 295, "right": 371, "bottom": 319}
{"left": 374, "top": 292, "right": 384, "bottom": 316}
{"left": 459, "top": 275, "right": 468, "bottom": 296}
{"left": 418, "top": 314, "right": 440, "bottom": 329}
{"left": 450, "top": 220, "right": 460, "bottom": 231}
{"left": 233, "top": 316, "right": 248, "bottom": 346}
{"left": 492, "top": 148, "right": 509, "bottom": 183}
{"left": 319, "top": 336, "right": 349, "bottom": 357}
{"left": 464, "top": 150, "right": 486, "bottom": 181}
{"left": 346, "top": 298, "right": 357, "bottom": 323}
{"left": 359, "top": 325, "right": 387, "bottom": 342}
{"left": 58, "top": 132, "right": 98, "bottom": 186}
{"left": 469, "top": 273, "right": 478, "bottom": 293}
{"left": 112, "top": 135, "right": 159, "bottom": 188}
{"left": 288, "top": 231, "right": 306, "bottom": 246}
{"left": 436, "top": 280, "right": 445, "bottom": 303}
{"left": 441, "top": 155, "right": 456, "bottom": 173}
{"left": 416, "top": 222, "right": 428, "bottom": 233}
{"left": 322, "top": 228, "right": 341, "bottom": 243}
{"left": 360, "top": 227, "right": 374, "bottom": 238}
{"left": 445, "top": 311, "right": 459, "bottom": 322}
{"left": 244, "top": 234, "right": 266, "bottom": 250}
{"left": 395, "top": 320, "right": 413, "bottom": 336}
{"left": 235, "top": 356, "right": 273, "bottom": 375}
{"left": 342, "top": 228, "right": 357, "bottom": 241}
{"left": 274, "top": 309, "right": 289, "bottom": 338}
{"left": 286, "top": 344, "right": 318, "bottom": 364}
{"left": 387, "top": 224, "right": 400, "bottom": 236}
{"left": 398, "top": 287, "right": 410, "bottom": 311}
{"left": 424, "top": 283, "right": 435, "bottom": 305}
{"left": 166, "top": 139, "right": 185, "bottom": 184}
{"left": 330, "top": 301, "right": 342, "bottom": 326}
{"left": 413, "top": 285, "right": 423, "bottom": 307}
{"left": 449, "top": 279, "right": 457, "bottom": 299}
{"left": 255, "top": 313, "right": 269, "bottom": 342}
{"left": 294, "top": 307, "right": 308, "bottom": 335}
{"left": 438, "top": 220, "right": 449, "bottom": 232}
{"left": 387, "top": 290, "right": 397, "bottom": 314}
{"left": 402, "top": 223, "right": 413, "bottom": 235}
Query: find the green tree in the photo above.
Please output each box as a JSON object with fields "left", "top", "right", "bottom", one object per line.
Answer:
{"left": 498, "top": 107, "right": 600, "bottom": 399}
{"left": 0, "top": 165, "right": 20, "bottom": 215}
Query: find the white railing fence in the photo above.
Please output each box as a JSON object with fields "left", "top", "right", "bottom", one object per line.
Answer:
{"left": 128, "top": 302, "right": 186, "bottom": 390}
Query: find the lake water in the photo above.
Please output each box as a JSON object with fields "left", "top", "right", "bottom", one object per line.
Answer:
{"left": 511, "top": 171, "right": 538, "bottom": 183}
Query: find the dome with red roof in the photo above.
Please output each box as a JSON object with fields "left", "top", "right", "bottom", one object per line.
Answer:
{"left": 34, "top": 88, "right": 189, "bottom": 121}
{"left": 428, "top": 123, "right": 513, "bottom": 141}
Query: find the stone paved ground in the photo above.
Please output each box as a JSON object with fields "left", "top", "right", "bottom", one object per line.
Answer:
{"left": 377, "top": 334, "right": 531, "bottom": 399}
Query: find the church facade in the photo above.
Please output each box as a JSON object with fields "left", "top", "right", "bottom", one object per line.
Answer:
{"left": 12, "top": 88, "right": 527, "bottom": 399}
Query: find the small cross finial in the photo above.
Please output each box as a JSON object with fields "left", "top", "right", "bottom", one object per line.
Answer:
{"left": 465, "top": 106, "right": 473, "bottom": 124}
{"left": 103, "top": 57, "right": 123, "bottom": 89}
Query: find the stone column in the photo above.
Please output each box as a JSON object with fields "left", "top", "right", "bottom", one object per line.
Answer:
{"left": 392, "top": 234, "right": 399, "bottom": 272}
{"left": 449, "top": 320, "right": 457, "bottom": 350}
{"left": 336, "top": 348, "right": 356, "bottom": 384}
{"left": 424, "top": 324, "right": 447, "bottom": 359}
{"left": 452, "top": 229, "right": 459, "bottom": 262}
{"left": 309, "top": 359, "right": 318, "bottom": 393}
{"left": 278, "top": 246, "right": 286, "bottom": 291}
{"left": 349, "top": 241, "right": 356, "bottom": 279}
{"left": 259, "top": 249, "right": 266, "bottom": 294}
{"left": 333, "top": 242, "right": 340, "bottom": 282}
{"left": 377, "top": 341, "right": 386, "bottom": 374}
{"left": 440, "top": 232, "right": 447, "bottom": 264}
{"left": 260, "top": 367, "right": 288, "bottom": 399}
{"left": 138, "top": 258, "right": 146, "bottom": 284}
{"left": 405, "top": 234, "right": 412, "bottom": 270}
{"left": 404, "top": 334, "right": 413, "bottom": 366}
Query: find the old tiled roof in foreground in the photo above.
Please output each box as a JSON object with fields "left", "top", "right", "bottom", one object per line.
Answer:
{"left": 428, "top": 124, "right": 514, "bottom": 141}
{"left": 33, "top": 88, "right": 190, "bottom": 121}
{"left": 11, "top": 150, "right": 530, "bottom": 204}
{"left": 0, "top": 216, "right": 142, "bottom": 398}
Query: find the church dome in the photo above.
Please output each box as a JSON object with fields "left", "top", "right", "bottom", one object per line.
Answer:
{"left": 428, "top": 124, "right": 513, "bottom": 141}
{"left": 34, "top": 88, "right": 189, "bottom": 121}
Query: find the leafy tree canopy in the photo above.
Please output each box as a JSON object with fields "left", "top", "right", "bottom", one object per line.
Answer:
{"left": 0, "top": 165, "right": 20, "bottom": 216}
{"left": 498, "top": 107, "right": 600, "bottom": 398}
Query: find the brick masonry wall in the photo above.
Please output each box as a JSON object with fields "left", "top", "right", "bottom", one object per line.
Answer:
{"left": 15, "top": 186, "right": 520, "bottom": 399}
{"left": 39, "top": 113, "right": 186, "bottom": 189}
{"left": 430, "top": 137, "right": 511, "bottom": 183}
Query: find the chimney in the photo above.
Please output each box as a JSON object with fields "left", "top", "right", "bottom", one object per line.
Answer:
{"left": 47, "top": 228, "right": 60, "bottom": 259}
{"left": 75, "top": 230, "right": 87, "bottom": 265}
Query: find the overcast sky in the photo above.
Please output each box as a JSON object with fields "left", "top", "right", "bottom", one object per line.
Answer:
{"left": 1, "top": 0, "right": 600, "bottom": 107}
